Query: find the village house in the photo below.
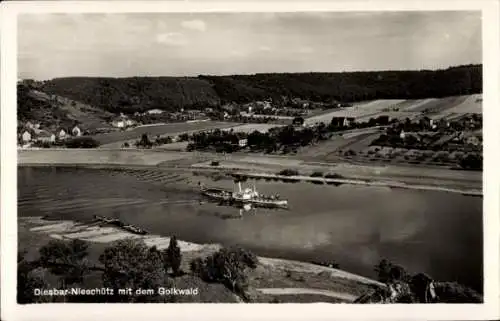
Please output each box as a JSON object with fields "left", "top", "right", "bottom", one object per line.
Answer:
{"left": 238, "top": 138, "right": 248, "bottom": 147}
{"left": 21, "top": 130, "right": 32, "bottom": 143}
{"left": 255, "top": 100, "right": 272, "bottom": 109}
{"left": 330, "top": 117, "right": 356, "bottom": 127}
{"left": 111, "top": 115, "right": 135, "bottom": 128}
{"left": 184, "top": 109, "right": 204, "bottom": 120}
{"left": 57, "top": 129, "right": 67, "bottom": 140}
{"left": 418, "top": 117, "right": 434, "bottom": 128}
{"left": 72, "top": 125, "right": 82, "bottom": 137}
{"left": 111, "top": 119, "right": 126, "bottom": 128}
{"left": 146, "top": 109, "right": 164, "bottom": 115}
{"left": 343, "top": 117, "right": 356, "bottom": 127}
{"left": 435, "top": 118, "right": 450, "bottom": 129}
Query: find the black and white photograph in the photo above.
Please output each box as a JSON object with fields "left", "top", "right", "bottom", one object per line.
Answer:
{"left": 2, "top": 0, "right": 500, "bottom": 320}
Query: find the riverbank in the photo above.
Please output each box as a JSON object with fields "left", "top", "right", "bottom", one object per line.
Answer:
{"left": 18, "top": 149, "right": 483, "bottom": 196}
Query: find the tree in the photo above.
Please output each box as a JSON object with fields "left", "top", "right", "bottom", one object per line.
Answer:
{"left": 191, "top": 247, "right": 258, "bottom": 299}
{"left": 38, "top": 239, "right": 90, "bottom": 287}
{"left": 99, "top": 239, "right": 174, "bottom": 303}
{"left": 138, "top": 133, "right": 152, "bottom": 148}
{"left": 292, "top": 116, "right": 305, "bottom": 126}
{"left": 190, "top": 257, "right": 204, "bottom": 276}
{"left": 374, "top": 259, "right": 394, "bottom": 283}
{"left": 17, "top": 265, "right": 53, "bottom": 304}
{"left": 164, "top": 236, "right": 182, "bottom": 276}
{"left": 460, "top": 153, "right": 482, "bottom": 170}
{"left": 389, "top": 264, "right": 411, "bottom": 283}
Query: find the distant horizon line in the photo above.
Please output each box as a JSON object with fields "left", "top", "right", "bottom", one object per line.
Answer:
{"left": 18, "top": 63, "right": 482, "bottom": 82}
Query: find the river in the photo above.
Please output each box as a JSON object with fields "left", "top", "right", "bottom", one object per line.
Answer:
{"left": 17, "top": 166, "right": 483, "bottom": 292}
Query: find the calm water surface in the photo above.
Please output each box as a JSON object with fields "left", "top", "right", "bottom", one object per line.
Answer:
{"left": 18, "top": 166, "right": 483, "bottom": 292}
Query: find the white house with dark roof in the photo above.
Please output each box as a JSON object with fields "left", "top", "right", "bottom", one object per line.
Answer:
{"left": 112, "top": 119, "right": 126, "bottom": 128}
{"left": 72, "top": 126, "right": 82, "bottom": 137}
{"left": 21, "top": 131, "right": 32, "bottom": 143}
{"left": 111, "top": 115, "right": 136, "bottom": 128}
{"left": 58, "top": 129, "right": 67, "bottom": 140}
{"left": 146, "top": 109, "right": 164, "bottom": 115}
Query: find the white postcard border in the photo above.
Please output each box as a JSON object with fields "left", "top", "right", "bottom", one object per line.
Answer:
{"left": 1, "top": 1, "right": 499, "bottom": 321}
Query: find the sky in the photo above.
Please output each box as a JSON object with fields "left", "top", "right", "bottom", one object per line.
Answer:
{"left": 18, "top": 11, "right": 482, "bottom": 80}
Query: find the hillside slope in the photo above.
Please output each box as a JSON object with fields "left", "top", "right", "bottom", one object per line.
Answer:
{"left": 37, "top": 64, "right": 482, "bottom": 114}
{"left": 41, "top": 77, "right": 221, "bottom": 114}
{"left": 203, "top": 64, "right": 482, "bottom": 103}
{"left": 17, "top": 83, "right": 114, "bottom": 131}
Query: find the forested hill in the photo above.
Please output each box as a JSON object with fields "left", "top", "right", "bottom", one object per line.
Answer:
{"left": 39, "top": 64, "right": 482, "bottom": 114}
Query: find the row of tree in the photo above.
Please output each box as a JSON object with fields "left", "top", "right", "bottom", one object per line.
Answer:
{"left": 30, "top": 137, "right": 101, "bottom": 149}
{"left": 36, "top": 65, "right": 481, "bottom": 114}
{"left": 200, "top": 65, "right": 482, "bottom": 104}
{"left": 370, "top": 259, "right": 482, "bottom": 303}
{"left": 184, "top": 116, "right": 389, "bottom": 154}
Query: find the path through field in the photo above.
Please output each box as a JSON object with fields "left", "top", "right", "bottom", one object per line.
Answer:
{"left": 256, "top": 288, "right": 357, "bottom": 301}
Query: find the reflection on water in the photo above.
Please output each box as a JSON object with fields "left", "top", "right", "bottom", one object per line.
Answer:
{"left": 18, "top": 166, "right": 483, "bottom": 292}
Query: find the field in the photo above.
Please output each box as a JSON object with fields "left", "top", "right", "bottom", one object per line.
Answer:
{"left": 438, "top": 94, "right": 482, "bottom": 115}
{"left": 298, "top": 129, "right": 381, "bottom": 159}
{"left": 298, "top": 94, "right": 482, "bottom": 166}
{"left": 304, "top": 100, "right": 403, "bottom": 125}
{"left": 303, "top": 95, "right": 482, "bottom": 127}
{"left": 303, "top": 99, "right": 436, "bottom": 126}
{"left": 95, "top": 121, "right": 238, "bottom": 146}
{"left": 407, "top": 96, "right": 469, "bottom": 114}
{"left": 222, "top": 123, "right": 286, "bottom": 134}
{"left": 53, "top": 94, "right": 115, "bottom": 130}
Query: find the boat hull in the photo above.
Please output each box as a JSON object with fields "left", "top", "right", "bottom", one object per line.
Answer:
{"left": 232, "top": 198, "right": 288, "bottom": 209}
{"left": 200, "top": 185, "right": 289, "bottom": 209}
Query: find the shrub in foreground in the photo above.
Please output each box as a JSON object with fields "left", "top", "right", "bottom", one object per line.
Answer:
{"left": 190, "top": 247, "right": 258, "bottom": 299}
